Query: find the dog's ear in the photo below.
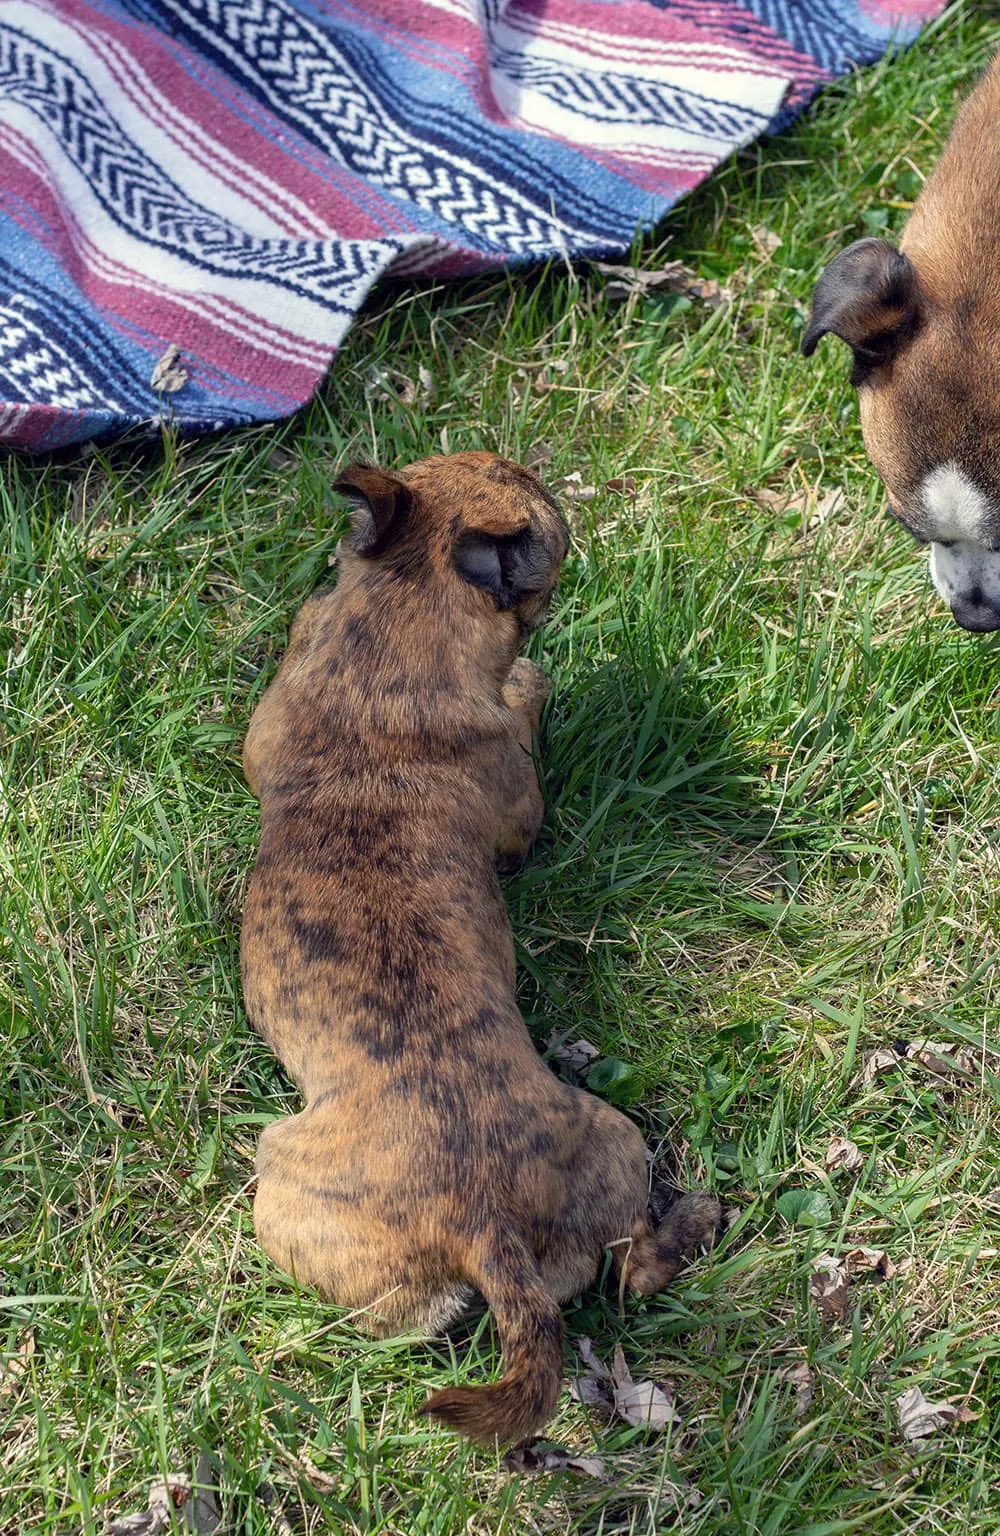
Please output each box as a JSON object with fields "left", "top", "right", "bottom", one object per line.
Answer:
{"left": 334, "top": 463, "right": 412, "bottom": 555}
{"left": 802, "top": 239, "right": 921, "bottom": 375}
{"left": 453, "top": 527, "right": 555, "bottom": 610}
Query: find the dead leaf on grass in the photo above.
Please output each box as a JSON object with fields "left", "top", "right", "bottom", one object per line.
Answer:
{"left": 595, "top": 260, "right": 731, "bottom": 310}
{"left": 109, "top": 1474, "right": 192, "bottom": 1536}
{"left": 779, "top": 1360, "right": 815, "bottom": 1417}
{"left": 824, "top": 1135, "right": 863, "bottom": 1176}
{"left": 503, "top": 1442, "right": 608, "bottom": 1479}
{"left": 548, "top": 1034, "right": 600, "bottom": 1074}
{"left": 610, "top": 1344, "right": 678, "bottom": 1430}
{"left": 554, "top": 470, "right": 597, "bottom": 503}
{"left": 809, "top": 1256, "right": 851, "bottom": 1323}
{"left": 109, "top": 1461, "right": 221, "bottom": 1536}
{"left": 896, "top": 1384, "right": 979, "bottom": 1443}
{"left": 808, "top": 487, "right": 846, "bottom": 527}
{"left": 571, "top": 1339, "right": 678, "bottom": 1430}
{"left": 570, "top": 1372, "right": 614, "bottom": 1409}
{"left": 845, "top": 1245, "right": 896, "bottom": 1281}
{"left": 570, "top": 1337, "right": 614, "bottom": 1410}
{"left": 858, "top": 1043, "right": 908, "bottom": 1085}
{"left": 750, "top": 485, "right": 844, "bottom": 530}
{"left": 751, "top": 225, "right": 783, "bottom": 257}
{"left": 605, "top": 475, "right": 638, "bottom": 496}
{"left": 189, "top": 1454, "right": 221, "bottom": 1534}
{"left": 857, "top": 1038, "right": 977, "bottom": 1089}
{"left": 363, "top": 364, "right": 433, "bottom": 407}
{"left": 150, "top": 345, "right": 189, "bottom": 394}
{"left": 0, "top": 1331, "right": 35, "bottom": 1400}
{"left": 909, "top": 1039, "right": 977, "bottom": 1080}
{"left": 811, "top": 1244, "right": 899, "bottom": 1323}
{"left": 293, "top": 1452, "right": 337, "bottom": 1494}
{"left": 750, "top": 486, "right": 804, "bottom": 513}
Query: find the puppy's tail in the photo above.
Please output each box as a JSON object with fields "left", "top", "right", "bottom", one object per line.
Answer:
{"left": 421, "top": 1231, "right": 563, "bottom": 1446}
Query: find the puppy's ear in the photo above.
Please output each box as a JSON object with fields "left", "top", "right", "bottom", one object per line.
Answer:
{"left": 802, "top": 239, "right": 920, "bottom": 375}
{"left": 453, "top": 527, "right": 555, "bottom": 610}
{"left": 334, "top": 463, "right": 412, "bottom": 555}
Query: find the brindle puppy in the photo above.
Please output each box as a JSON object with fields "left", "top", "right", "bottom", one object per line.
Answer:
{"left": 241, "top": 451, "right": 721, "bottom": 1446}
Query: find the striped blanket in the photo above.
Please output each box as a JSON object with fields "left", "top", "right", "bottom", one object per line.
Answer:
{"left": 0, "top": 0, "right": 945, "bottom": 451}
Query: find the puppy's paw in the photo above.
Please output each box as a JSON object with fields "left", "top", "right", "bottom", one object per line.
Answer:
{"left": 658, "top": 1190, "right": 726, "bottom": 1257}
{"left": 624, "top": 1191, "right": 724, "bottom": 1296}
{"left": 502, "top": 657, "right": 553, "bottom": 722}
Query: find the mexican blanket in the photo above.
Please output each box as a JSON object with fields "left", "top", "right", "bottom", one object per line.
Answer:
{"left": 0, "top": 0, "right": 946, "bottom": 450}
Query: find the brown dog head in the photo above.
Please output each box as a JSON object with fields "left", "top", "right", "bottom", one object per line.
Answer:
{"left": 333, "top": 451, "right": 569, "bottom": 639}
{"left": 802, "top": 59, "right": 1000, "bottom": 632}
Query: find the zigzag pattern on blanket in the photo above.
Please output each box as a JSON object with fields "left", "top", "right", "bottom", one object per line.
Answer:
{"left": 116, "top": 0, "right": 629, "bottom": 248}
{"left": 0, "top": 0, "right": 945, "bottom": 451}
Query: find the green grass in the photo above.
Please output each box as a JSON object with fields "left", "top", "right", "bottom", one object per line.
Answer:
{"left": 3, "top": 5, "right": 1000, "bottom": 1531}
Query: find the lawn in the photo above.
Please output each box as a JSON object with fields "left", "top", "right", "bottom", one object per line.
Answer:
{"left": 3, "top": 4, "right": 1000, "bottom": 1531}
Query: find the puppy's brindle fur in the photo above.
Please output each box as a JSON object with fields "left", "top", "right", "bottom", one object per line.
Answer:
{"left": 241, "top": 452, "right": 720, "bottom": 1446}
{"left": 803, "top": 55, "right": 1000, "bottom": 631}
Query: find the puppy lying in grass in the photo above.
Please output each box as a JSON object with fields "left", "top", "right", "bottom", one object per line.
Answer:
{"left": 241, "top": 451, "right": 721, "bottom": 1446}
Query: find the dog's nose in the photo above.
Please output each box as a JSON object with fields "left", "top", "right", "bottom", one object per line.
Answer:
{"left": 950, "top": 592, "right": 1000, "bottom": 631}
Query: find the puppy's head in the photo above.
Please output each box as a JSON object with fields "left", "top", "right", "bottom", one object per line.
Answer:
{"left": 803, "top": 237, "right": 1000, "bottom": 632}
{"left": 334, "top": 452, "right": 568, "bottom": 636}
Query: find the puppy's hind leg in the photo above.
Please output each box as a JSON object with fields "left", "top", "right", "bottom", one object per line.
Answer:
{"left": 495, "top": 658, "right": 552, "bottom": 874}
{"left": 618, "top": 1192, "right": 725, "bottom": 1296}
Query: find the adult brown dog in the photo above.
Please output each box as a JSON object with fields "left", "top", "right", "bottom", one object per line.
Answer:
{"left": 240, "top": 450, "right": 721, "bottom": 1446}
{"left": 802, "top": 56, "right": 1000, "bottom": 631}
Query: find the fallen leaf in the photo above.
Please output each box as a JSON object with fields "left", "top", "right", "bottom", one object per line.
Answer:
{"left": 548, "top": 1034, "right": 600, "bottom": 1074}
{"left": 569, "top": 1372, "right": 614, "bottom": 1409}
{"left": 109, "top": 1474, "right": 191, "bottom": 1536}
{"left": 294, "top": 1452, "right": 337, "bottom": 1494}
{"left": 150, "top": 345, "right": 189, "bottom": 394}
{"left": 909, "top": 1039, "right": 977, "bottom": 1080}
{"left": 362, "top": 364, "right": 432, "bottom": 407}
{"left": 779, "top": 1360, "right": 815, "bottom": 1416}
{"left": 0, "top": 1331, "right": 35, "bottom": 1400}
{"left": 595, "top": 260, "right": 731, "bottom": 310}
{"left": 610, "top": 1344, "right": 678, "bottom": 1430}
{"left": 503, "top": 1442, "right": 608, "bottom": 1479}
{"left": 845, "top": 1245, "right": 896, "bottom": 1281}
{"left": 896, "top": 1384, "right": 978, "bottom": 1442}
{"left": 189, "top": 1454, "right": 222, "bottom": 1535}
{"left": 750, "top": 486, "right": 805, "bottom": 514}
{"left": 751, "top": 224, "right": 783, "bottom": 256}
{"left": 809, "top": 1256, "right": 851, "bottom": 1322}
{"left": 858, "top": 1042, "right": 910, "bottom": 1086}
{"left": 570, "top": 1337, "right": 614, "bottom": 1410}
{"left": 857, "top": 1038, "right": 977, "bottom": 1089}
{"left": 811, "top": 1243, "right": 900, "bottom": 1324}
{"left": 576, "top": 1337, "right": 612, "bottom": 1385}
{"left": 572, "top": 1340, "right": 678, "bottom": 1430}
{"left": 824, "top": 1136, "right": 863, "bottom": 1175}
{"left": 751, "top": 484, "right": 844, "bottom": 531}
{"left": 554, "top": 470, "right": 597, "bottom": 503}
{"left": 605, "top": 475, "right": 638, "bottom": 495}
{"left": 808, "top": 487, "right": 845, "bottom": 528}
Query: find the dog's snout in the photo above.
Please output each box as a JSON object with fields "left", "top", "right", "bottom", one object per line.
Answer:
{"left": 950, "top": 592, "right": 1000, "bottom": 631}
